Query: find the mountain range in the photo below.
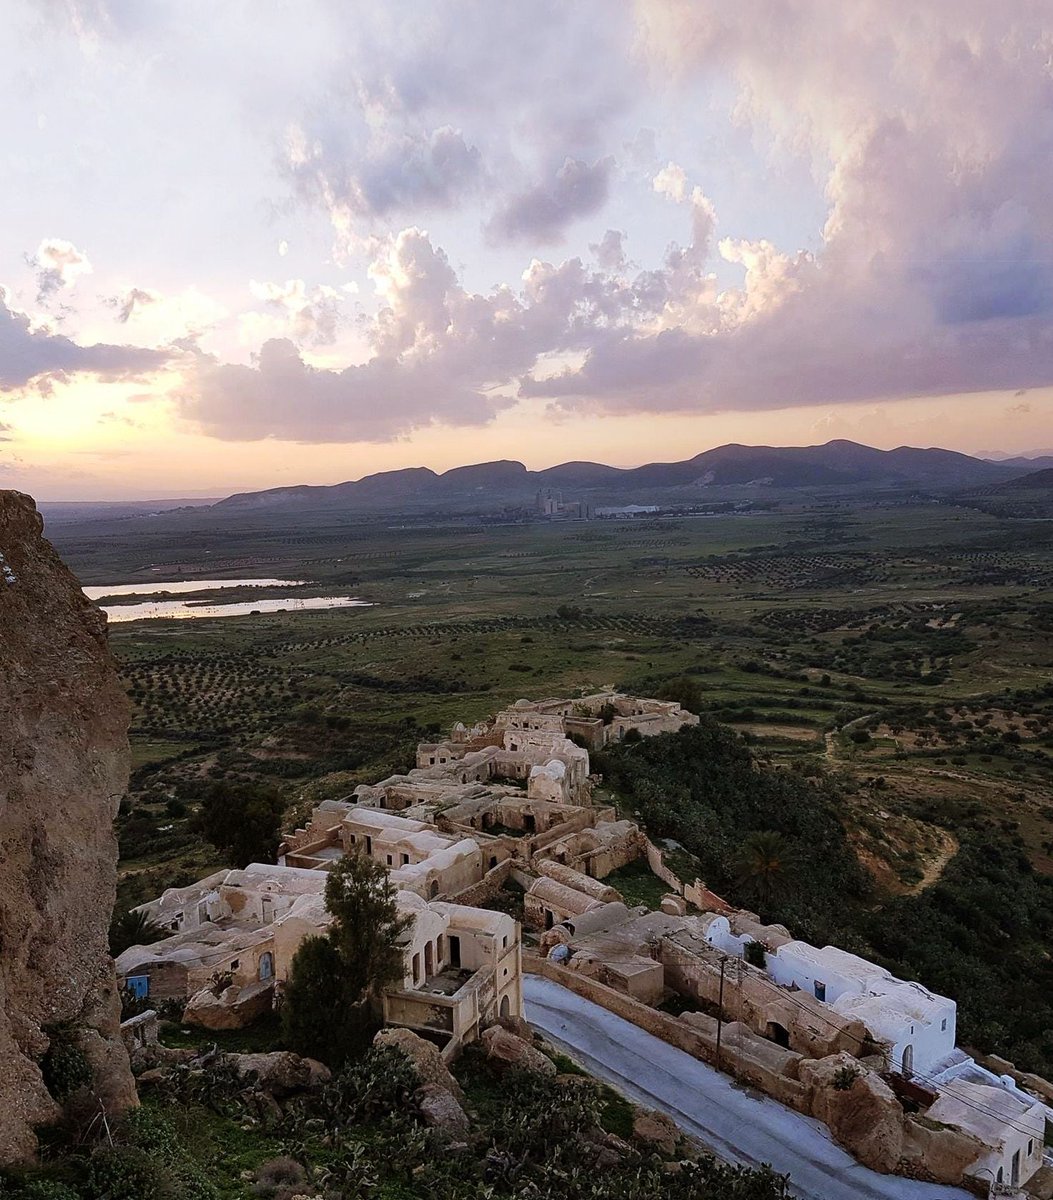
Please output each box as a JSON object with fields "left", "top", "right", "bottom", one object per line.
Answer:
{"left": 211, "top": 440, "right": 1043, "bottom": 516}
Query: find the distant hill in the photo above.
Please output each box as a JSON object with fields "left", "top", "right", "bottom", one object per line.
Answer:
{"left": 992, "top": 467, "right": 1053, "bottom": 491}
{"left": 211, "top": 439, "right": 1026, "bottom": 515}
{"left": 953, "top": 466, "right": 1053, "bottom": 518}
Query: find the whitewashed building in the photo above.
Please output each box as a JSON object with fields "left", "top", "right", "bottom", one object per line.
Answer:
{"left": 769, "top": 941, "right": 956, "bottom": 1076}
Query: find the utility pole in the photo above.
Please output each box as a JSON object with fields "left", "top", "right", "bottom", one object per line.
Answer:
{"left": 715, "top": 955, "right": 727, "bottom": 1072}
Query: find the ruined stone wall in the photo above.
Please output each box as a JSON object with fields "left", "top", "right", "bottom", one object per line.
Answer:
{"left": 0, "top": 491, "right": 136, "bottom": 1163}
{"left": 450, "top": 858, "right": 514, "bottom": 908}
{"left": 660, "top": 937, "right": 866, "bottom": 1059}
{"left": 643, "top": 837, "right": 686, "bottom": 892}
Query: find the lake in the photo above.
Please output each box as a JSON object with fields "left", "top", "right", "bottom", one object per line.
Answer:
{"left": 81, "top": 579, "right": 372, "bottom": 622}
{"left": 82, "top": 578, "right": 306, "bottom": 599}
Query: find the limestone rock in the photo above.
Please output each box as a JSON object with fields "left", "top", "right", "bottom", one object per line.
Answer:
{"left": 183, "top": 980, "right": 274, "bottom": 1030}
{"left": 374, "top": 1027, "right": 465, "bottom": 1101}
{"left": 225, "top": 1050, "right": 330, "bottom": 1096}
{"left": 416, "top": 1082, "right": 470, "bottom": 1135}
{"left": 801, "top": 1053, "right": 903, "bottom": 1173}
{"left": 0, "top": 491, "right": 136, "bottom": 1164}
{"left": 495, "top": 1014, "right": 535, "bottom": 1043}
{"left": 632, "top": 1109, "right": 680, "bottom": 1156}
{"left": 480, "top": 1025, "right": 556, "bottom": 1075}
{"left": 128, "top": 1042, "right": 195, "bottom": 1075}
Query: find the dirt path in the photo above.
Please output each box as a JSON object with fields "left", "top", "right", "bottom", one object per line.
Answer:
{"left": 906, "top": 828, "right": 959, "bottom": 895}
{"left": 824, "top": 713, "right": 881, "bottom": 762}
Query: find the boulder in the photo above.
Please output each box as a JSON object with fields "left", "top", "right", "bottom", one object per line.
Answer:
{"left": 225, "top": 1051, "right": 331, "bottom": 1096}
{"left": 183, "top": 980, "right": 274, "bottom": 1031}
{"left": 480, "top": 1026, "right": 556, "bottom": 1076}
{"left": 632, "top": 1109, "right": 680, "bottom": 1156}
{"left": 128, "top": 1042, "right": 196, "bottom": 1075}
{"left": 496, "top": 1014, "right": 536, "bottom": 1043}
{"left": 374, "top": 1027, "right": 465, "bottom": 1102}
{"left": 800, "top": 1053, "right": 904, "bottom": 1173}
{"left": 416, "top": 1083, "right": 471, "bottom": 1135}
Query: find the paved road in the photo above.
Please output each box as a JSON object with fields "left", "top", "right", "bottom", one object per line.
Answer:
{"left": 524, "top": 976, "right": 972, "bottom": 1200}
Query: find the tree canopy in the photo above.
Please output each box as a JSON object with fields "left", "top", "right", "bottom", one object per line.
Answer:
{"left": 282, "top": 853, "right": 411, "bottom": 1065}
{"left": 192, "top": 779, "right": 285, "bottom": 868}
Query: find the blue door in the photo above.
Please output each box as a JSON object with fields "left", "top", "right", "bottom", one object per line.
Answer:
{"left": 126, "top": 975, "right": 149, "bottom": 999}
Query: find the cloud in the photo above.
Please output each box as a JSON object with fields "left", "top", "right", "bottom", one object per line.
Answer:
{"left": 591, "top": 229, "right": 626, "bottom": 271}
{"left": 0, "top": 422, "right": 14, "bottom": 442}
{"left": 514, "top": 1, "right": 1053, "bottom": 417}
{"left": 652, "top": 162, "right": 688, "bottom": 203}
{"left": 247, "top": 278, "right": 346, "bottom": 346}
{"left": 274, "top": 3, "right": 633, "bottom": 248}
{"left": 284, "top": 122, "right": 483, "bottom": 249}
{"left": 109, "top": 286, "right": 160, "bottom": 323}
{"left": 487, "top": 156, "right": 615, "bottom": 245}
{"left": 181, "top": 225, "right": 638, "bottom": 442}
{"left": 0, "top": 291, "right": 167, "bottom": 392}
{"left": 30, "top": 239, "right": 92, "bottom": 303}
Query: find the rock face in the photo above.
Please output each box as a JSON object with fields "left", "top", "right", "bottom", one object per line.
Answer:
{"left": 0, "top": 491, "right": 136, "bottom": 1163}
{"left": 800, "top": 1053, "right": 904, "bottom": 1173}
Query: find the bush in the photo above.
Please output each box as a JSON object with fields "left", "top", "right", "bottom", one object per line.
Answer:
{"left": 0, "top": 1182, "right": 80, "bottom": 1200}
{"left": 83, "top": 1147, "right": 161, "bottom": 1200}
{"left": 744, "top": 940, "right": 767, "bottom": 969}
{"left": 833, "top": 1065, "right": 860, "bottom": 1091}
{"left": 41, "top": 1029, "right": 92, "bottom": 1101}
{"left": 252, "top": 1156, "right": 307, "bottom": 1198}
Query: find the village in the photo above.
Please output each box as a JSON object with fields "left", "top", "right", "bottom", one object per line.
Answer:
{"left": 117, "top": 692, "right": 1053, "bottom": 1197}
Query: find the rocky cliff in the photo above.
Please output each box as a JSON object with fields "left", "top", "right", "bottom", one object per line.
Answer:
{"left": 0, "top": 490, "right": 136, "bottom": 1163}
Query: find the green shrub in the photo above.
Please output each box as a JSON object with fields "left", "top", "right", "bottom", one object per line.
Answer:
{"left": 833, "top": 1065, "right": 860, "bottom": 1091}
{"left": 41, "top": 1030, "right": 92, "bottom": 1101}
{"left": 744, "top": 940, "right": 767, "bottom": 969}
{"left": 0, "top": 1181, "right": 80, "bottom": 1200}
{"left": 83, "top": 1146, "right": 161, "bottom": 1200}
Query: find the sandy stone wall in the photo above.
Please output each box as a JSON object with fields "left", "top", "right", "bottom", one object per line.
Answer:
{"left": 0, "top": 491, "right": 136, "bottom": 1163}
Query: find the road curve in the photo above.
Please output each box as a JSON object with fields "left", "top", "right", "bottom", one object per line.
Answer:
{"left": 524, "top": 975, "right": 972, "bottom": 1200}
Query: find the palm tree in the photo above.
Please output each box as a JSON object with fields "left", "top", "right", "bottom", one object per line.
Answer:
{"left": 732, "top": 830, "right": 799, "bottom": 911}
{"left": 109, "top": 908, "right": 167, "bottom": 957}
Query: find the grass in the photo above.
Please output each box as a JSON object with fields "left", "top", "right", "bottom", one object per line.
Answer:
{"left": 605, "top": 861, "right": 673, "bottom": 910}
{"left": 159, "top": 1012, "right": 285, "bottom": 1054}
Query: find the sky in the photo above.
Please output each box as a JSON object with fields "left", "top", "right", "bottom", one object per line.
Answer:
{"left": 2, "top": 1, "right": 1053, "bottom": 500}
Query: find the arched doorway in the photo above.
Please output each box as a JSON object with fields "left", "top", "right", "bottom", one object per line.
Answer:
{"left": 544, "top": 909, "right": 554, "bottom": 930}
{"left": 258, "top": 952, "right": 274, "bottom": 981}
{"left": 500, "top": 995, "right": 510, "bottom": 1018}
{"left": 424, "top": 941, "right": 434, "bottom": 978}
{"left": 901, "top": 1044, "right": 914, "bottom": 1076}
{"left": 429, "top": 880, "right": 440, "bottom": 898}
